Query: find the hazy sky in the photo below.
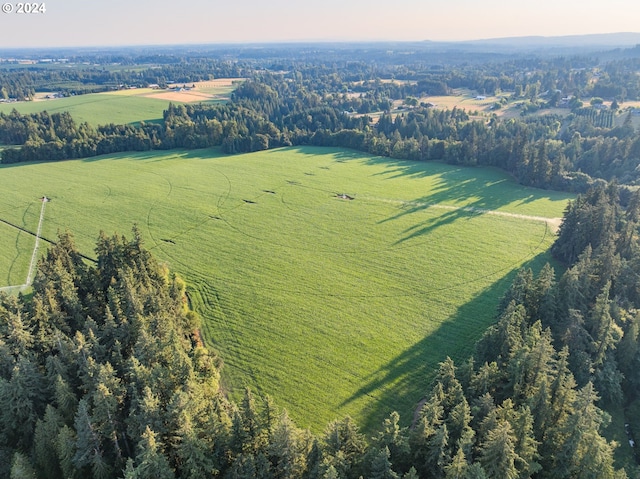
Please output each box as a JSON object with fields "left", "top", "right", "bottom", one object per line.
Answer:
{"left": 0, "top": 0, "right": 639, "bottom": 48}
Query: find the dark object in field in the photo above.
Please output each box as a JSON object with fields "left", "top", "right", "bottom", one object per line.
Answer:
{"left": 336, "top": 193, "right": 354, "bottom": 200}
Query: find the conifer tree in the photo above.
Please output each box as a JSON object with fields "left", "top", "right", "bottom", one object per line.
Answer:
{"left": 0, "top": 356, "right": 46, "bottom": 449}
{"left": 128, "top": 426, "right": 174, "bottom": 479}
{"left": 9, "top": 451, "right": 37, "bottom": 479}
{"left": 33, "top": 405, "right": 64, "bottom": 479}
{"left": 479, "top": 420, "right": 520, "bottom": 479}
{"left": 55, "top": 425, "right": 78, "bottom": 479}
{"left": 322, "top": 417, "right": 366, "bottom": 479}
{"left": 269, "top": 410, "right": 306, "bottom": 479}
{"left": 72, "top": 399, "right": 106, "bottom": 476}
{"left": 369, "top": 446, "right": 398, "bottom": 479}
{"left": 372, "top": 412, "right": 410, "bottom": 475}
{"left": 443, "top": 447, "right": 468, "bottom": 479}
{"left": 174, "top": 412, "right": 217, "bottom": 479}
{"left": 426, "top": 423, "right": 450, "bottom": 478}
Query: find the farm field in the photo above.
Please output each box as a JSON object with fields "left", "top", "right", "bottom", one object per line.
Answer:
{"left": 0, "top": 146, "right": 574, "bottom": 432}
{"left": 0, "top": 93, "right": 174, "bottom": 126}
{"left": 0, "top": 79, "right": 242, "bottom": 126}
{"left": 415, "top": 88, "right": 640, "bottom": 127}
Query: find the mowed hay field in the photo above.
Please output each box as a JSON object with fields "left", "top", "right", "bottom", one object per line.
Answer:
{"left": 0, "top": 79, "right": 242, "bottom": 126}
{"left": 0, "top": 146, "right": 574, "bottom": 432}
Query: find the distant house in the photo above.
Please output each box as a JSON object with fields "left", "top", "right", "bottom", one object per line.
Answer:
{"left": 559, "top": 96, "right": 573, "bottom": 107}
{"left": 475, "top": 95, "right": 486, "bottom": 100}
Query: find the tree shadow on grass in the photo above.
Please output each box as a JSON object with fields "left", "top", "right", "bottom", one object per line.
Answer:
{"left": 344, "top": 251, "right": 556, "bottom": 434}
{"left": 0, "top": 147, "right": 228, "bottom": 169}
{"left": 79, "top": 147, "right": 226, "bottom": 163}
{"left": 392, "top": 208, "right": 483, "bottom": 245}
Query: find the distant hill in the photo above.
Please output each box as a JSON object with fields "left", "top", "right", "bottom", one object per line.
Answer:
{"left": 421, "top": 32, "right": 640, "bottom": 54}
{"left": 468, "top": 32, "right": 640, "bottom": 47}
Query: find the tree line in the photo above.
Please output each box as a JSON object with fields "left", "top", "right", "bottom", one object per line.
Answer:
{"left": 2, "top": 72, "right": 640, "bottom": 194}
{"left": 1, "top": 50, "right": 639, "bottom": 194}
{"left": 0, "top": 59, "right": 250, "bottom": 99}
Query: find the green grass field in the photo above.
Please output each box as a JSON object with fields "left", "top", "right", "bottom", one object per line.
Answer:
{"left": 0, "top": 93, "right": 175, "bottom": 125}
{"left": 0, "top": 146, "right": 574, "bottom": 432}
{"left": 0, "top": 80, "right": 241, "bottom": 126}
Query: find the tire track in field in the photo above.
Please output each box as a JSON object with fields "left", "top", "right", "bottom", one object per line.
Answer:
{"left": 147, "top": 166, "right": 239, "bottom": 251}
{"left": 24, "top": 197, "right": 48, "bottom": 286}
{"left": 216, "top": 168, "right": 233, "bottom": 210}
{"left": 152, "top": 162, "right": 338, "bottom": 256}
{"left": 0, "top": 197, "right": 51, "bottom": 293}
{"left": 216, "top": 184, "right": 557, "bottom": 255}
{"left": 146, "top": 164, "right": 556, "bottom": 300}
{"left": 143, "top": 169, "right": 175, "bottom": 254}
{"left": 103, "top": 185, "right": 112, "bottom": 203}
{"left": 0, "top": 201, "right": 33, "bottom": 284}
{"left": 171, "top": 169, "right": 555, "bottom": 299}
{"left": 183, "top": 214, "right": 551, "bottom": 300}
{"left": 6, "top": 228, "right": 23, "bottom": 284}
{"left": 211, "top": 175, "right": 395, "bottom": 255}
{"left": 360, "top": 195, "right": 563, "bottom": 231}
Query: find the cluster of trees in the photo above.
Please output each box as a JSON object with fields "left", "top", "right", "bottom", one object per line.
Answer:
{"left": 0, "top": 70, "right": 36, "bottom": 101}
{"left": 0, "top": 59, "right": 250, "bottom": 98}
{"left": 3, "top": 181, "right": 640, "bottom": 478}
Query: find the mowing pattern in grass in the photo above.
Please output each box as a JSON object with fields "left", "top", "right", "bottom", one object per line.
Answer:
{"left": 0, "top": 146, "right": 573, "bottom": 432}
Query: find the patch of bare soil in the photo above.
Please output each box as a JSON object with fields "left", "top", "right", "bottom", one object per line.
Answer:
{"left": 145, "top": 90, "right": 217, "bottom": 103}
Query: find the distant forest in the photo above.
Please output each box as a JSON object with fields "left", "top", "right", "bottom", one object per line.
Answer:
{"left": 1, "top": 44, "right": 640, "bottom": 477}
{"left": 1, "top": 49, "right": 640, "bottom": 194}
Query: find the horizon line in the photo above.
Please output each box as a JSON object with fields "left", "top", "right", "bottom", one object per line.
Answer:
{"left": 1, "top": 31, "right": 639, "bottom": 52}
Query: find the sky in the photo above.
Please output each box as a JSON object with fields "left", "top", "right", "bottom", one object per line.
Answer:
{"left": 0, "top": 0, "right": 639, "bottom": 48}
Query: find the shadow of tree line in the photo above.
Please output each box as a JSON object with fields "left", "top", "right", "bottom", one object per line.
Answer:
{"left": 343, "top": 251, "right": 557, "bottom": 434}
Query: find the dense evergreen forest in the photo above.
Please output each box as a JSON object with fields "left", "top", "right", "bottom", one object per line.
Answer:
{"left": 2, "top": 44, "right": 640, "bottom": 477}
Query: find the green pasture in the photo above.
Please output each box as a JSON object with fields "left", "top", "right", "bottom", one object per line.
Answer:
{"left": 0, "top": 93, "right": 173, "bottom": 125}
{"left": 0, "top": 146, "right": 574, "bottom": 432}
